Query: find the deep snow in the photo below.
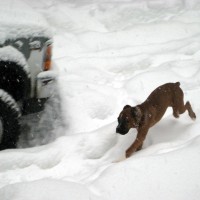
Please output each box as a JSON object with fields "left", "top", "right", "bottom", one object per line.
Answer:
{"left": 0, "top": 0, "right": 51, "bottom": 44}
{"left": 0, "top": 0, "right": 200, "bottom": 200}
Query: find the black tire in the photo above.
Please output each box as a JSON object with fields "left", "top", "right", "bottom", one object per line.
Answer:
{"left": 0, "top": 61, "right": 31, "bottom": 101}
{"left": 0, "top": 89, "right": 21, "bottom": 150}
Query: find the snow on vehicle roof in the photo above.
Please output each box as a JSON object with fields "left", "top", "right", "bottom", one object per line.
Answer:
{"left": 0, "top": 0, "right": 52, "bottom": 44}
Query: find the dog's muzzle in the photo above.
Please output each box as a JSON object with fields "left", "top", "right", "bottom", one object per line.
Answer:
{"left": 116, "top": 126, "right": 128, "bottom": 135}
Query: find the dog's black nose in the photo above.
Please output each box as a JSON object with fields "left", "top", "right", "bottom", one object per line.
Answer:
{"left": 116, "top": 127, "right": 120, "bottom": 133}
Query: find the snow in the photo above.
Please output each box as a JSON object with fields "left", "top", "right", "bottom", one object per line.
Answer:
{"left": 0, "top": 179, "right": 90, "bottom": 200}
{"left": 0, "top": 46, "right": 30, "bottom": 76}
{"left": 0, "top": 0, "right": 52, "bottom": 44}
{"left": 0, "top": 89, "right": 21, "bottom": 117}
{"left": 1, "top": 0, "right": 200, "bottom": 199}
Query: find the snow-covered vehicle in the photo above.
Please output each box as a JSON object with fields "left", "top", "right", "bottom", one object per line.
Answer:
{"left": 0, "top": 1, "right": 56, "bottom": 150}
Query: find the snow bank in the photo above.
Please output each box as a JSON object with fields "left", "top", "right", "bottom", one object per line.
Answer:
{"left": 0, "top": 0, "right": 200, "bottom": 200}
{"left": 91, "top": 136, "right": 200, "bottom": 200}
{"left": 78, "top": 22, "right": 200, "bottom": 51}
{"left": 0, "top": 179, "right": 90, "bottom": 200}
{"left": 0, "top": 0, "right": 51, "bottom": 44}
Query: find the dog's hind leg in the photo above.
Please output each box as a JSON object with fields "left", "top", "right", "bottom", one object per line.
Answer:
{"left": 181, "top": 101, "right": 196, "bottom": 120}
{"left": 173, "top": 100, "right": 196, "bottom": 120}
{"left": 173, "top": 85, "right": 196, "bottom": 120}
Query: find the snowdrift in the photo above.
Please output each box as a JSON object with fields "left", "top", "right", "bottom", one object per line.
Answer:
{"left": 0, "top": 0, "right": 200, "bottom": 200}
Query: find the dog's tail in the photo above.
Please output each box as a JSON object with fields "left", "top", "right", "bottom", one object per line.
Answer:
{"left": 175, "top": 82, "right": 180, "bottom": 87}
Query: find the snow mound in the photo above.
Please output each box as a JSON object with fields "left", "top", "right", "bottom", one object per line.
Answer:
{"left": 91, "top": 136, "right": 200, "bottom": 200}
{"left": 0, "top": 46, "right": 30, "bottom": 76}
{"left": 1, "top": 1, "right": 200, "bottom": 200}
{"left": 0, "top": 0, "right": 51, "bottom": 44}
{"left": 0, "top": 179, "right": 90, "bottom": 200}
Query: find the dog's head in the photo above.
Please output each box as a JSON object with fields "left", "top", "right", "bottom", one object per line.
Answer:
{"left": 116, "top": 105, "right": 142, "bottom": 135}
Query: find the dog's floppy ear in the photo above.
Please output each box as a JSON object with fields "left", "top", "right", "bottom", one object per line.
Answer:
{"left": 131, "top": 106, "right": 142, "bottom": 124}
{"left": 123, "top": 105, "right": 131, "bottom": 110}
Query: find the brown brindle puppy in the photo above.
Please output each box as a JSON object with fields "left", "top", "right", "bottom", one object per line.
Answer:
{"left": 116, "top": 82, "right": 196, "bottom": 158}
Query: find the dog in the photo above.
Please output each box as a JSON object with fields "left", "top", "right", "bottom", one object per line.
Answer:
{"left": 116, "top": 82, "right": 196, "bottom": 158}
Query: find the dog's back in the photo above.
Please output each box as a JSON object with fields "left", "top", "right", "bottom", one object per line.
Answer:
{"left": 144, "top": 82, "right": 181, "bottom": 108}
{"left": 139, "top": 82, "right": 182, "bottom": 126}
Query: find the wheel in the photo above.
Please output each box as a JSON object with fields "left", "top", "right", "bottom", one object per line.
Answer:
{"left": 0, "top": 89, "right": 21, "bottom": 150}
{"left": 0, "top": 61, "right": 31, "bottom": 101}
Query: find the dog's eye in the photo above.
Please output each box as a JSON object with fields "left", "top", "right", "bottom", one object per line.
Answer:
{"left": 125, "top": 117, "right": 129, "bottom": 123}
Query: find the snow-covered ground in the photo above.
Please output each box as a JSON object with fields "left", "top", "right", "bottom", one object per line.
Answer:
{"left": 1, "top": 0, "right": 200, "bottom": 199}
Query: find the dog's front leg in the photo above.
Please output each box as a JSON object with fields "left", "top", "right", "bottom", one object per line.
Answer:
{"left": 126, "top": 127, "right": 148, "bottom": 158}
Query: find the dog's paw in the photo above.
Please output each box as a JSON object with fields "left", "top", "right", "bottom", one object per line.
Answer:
{"left": 192, "top": 112, "right": 196, "bottom": 121}
{"left": 112, "top": 155, "right": 126, "bottom": 163}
